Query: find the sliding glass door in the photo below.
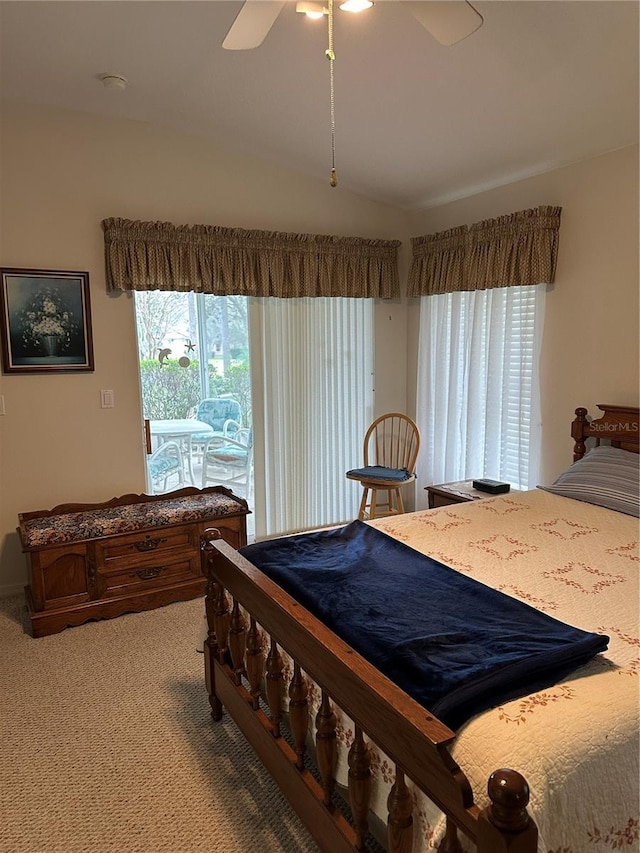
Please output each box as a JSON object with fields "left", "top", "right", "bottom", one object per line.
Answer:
{"left": 134, "top": 291, "right": 251, "bottom": 495}
{"left": 135, "top": 291, "right": 374, "bottom": 539}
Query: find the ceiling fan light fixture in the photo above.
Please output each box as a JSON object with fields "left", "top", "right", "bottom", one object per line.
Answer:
{"left": 296, "top": 1, "right": 327, "bottom": 19}
{"left": 339, "top": 0, "right": 373, "bottom": 12}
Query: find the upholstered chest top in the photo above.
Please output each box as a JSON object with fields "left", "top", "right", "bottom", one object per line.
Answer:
{"left": 19, "top": 491, "right": 248, "bottom": 551}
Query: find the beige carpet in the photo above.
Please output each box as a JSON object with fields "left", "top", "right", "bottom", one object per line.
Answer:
{"left": 0, "top": 595, "right": 319, "bottom": 853}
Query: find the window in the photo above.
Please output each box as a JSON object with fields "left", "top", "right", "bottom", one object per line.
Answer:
{"left": 416, "top": 283, "right": 546, "bottom": 499}
{"left": 134, "top": 291, "right": 251, "bottom": 498}
{"left": 135, "top": 291, "right": 250, "bottom": 420}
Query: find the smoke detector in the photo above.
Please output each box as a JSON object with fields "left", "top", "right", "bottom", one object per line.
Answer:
{"left": 98, "top": 73, "right": 127, "bottom": 90}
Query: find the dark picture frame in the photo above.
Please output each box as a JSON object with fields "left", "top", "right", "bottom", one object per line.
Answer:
{"left": 0, "top": 268, "right": 94, "bottom": 373}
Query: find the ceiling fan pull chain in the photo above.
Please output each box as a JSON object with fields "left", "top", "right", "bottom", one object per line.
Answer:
{"left": 325, "top": 0, "right": 337, "bottom": 187}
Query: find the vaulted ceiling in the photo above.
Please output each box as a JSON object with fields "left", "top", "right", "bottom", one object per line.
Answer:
{"left": 1, "top": 1, "right": 638, "bottom": 210}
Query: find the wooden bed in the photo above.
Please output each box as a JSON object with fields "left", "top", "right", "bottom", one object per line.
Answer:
{"left": 201, "top": 404, "right": 639, "bottom": 853}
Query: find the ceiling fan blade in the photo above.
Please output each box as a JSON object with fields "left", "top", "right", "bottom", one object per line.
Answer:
{"left": 223, "top": 1, "right": 287, "bottom": 50}
{"left": 404, "top": 1, "right": 483, "bottom": 46}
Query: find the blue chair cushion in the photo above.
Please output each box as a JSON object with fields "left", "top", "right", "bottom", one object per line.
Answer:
{"left": 346, "top": 466, "right": 412, "bottom": 482}
{"left": 193, "top": 432, "right": 216, "bottom": 443}
{"left": 149, "top": 456, "right": 180, "bottom": 477}
{"left": 207, "top": 446, "right": 248, "bottom": 465}
{"left": 196, "top": 398, "right": 242, "bottom": 432}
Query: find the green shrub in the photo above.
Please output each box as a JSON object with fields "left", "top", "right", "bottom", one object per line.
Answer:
{"left": 140, "top": 360, "right": 207, "bottom": 419}
{"left": 139, "top": 359, "right": 251, "bottom": 423}
{"left": 217, "top": 362, "right": 252, "bottom": 424}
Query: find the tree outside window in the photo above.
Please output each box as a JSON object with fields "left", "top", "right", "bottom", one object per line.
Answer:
{"left": 134, "top": 291, "right": 251, "bottom": 423}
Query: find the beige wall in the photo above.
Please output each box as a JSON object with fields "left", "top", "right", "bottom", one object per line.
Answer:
{"left": 0, "top": 103, "right": 408, "bottom": 594}
{"left": 406, "top": 145, "right": 639, "bottom": 487}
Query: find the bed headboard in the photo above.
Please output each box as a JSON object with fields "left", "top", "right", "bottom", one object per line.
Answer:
{"left": 571, "top": 404, "right": 640, "bottom": 461}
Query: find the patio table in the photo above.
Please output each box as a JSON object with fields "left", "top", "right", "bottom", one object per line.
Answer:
{"left": 149, "top": 419, "right": 214, "bottom": 485}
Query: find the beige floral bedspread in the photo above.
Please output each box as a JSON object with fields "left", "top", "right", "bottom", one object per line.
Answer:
{"left": 361, "top": 489, "right": 640, "bottom": 853}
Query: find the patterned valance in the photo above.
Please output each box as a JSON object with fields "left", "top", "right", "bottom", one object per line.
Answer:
{"left": 101, "top": 218, "right": 401, "bottom": 298}
{"left": 408, "top": 206, "right": 562, "bottom": 296}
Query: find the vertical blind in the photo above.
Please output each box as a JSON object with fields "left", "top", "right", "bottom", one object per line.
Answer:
{"left": 416, "top": 283, "right": 546, "bottom": 499}
{"left": 250, "top": 297, "right": 373, "bottom": 538}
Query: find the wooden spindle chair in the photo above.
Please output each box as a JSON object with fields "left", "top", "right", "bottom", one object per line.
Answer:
{"left": 346, "top": 413, "right": 421, "bottom": 520}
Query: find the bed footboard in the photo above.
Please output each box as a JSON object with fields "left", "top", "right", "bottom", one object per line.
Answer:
{"left": 201, "top": 532, "right": 538, "bottom": 853}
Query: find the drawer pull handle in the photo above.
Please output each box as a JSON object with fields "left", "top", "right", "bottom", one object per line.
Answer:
{"left": 132, "top": 566, "right": 168, "bottom": 580}
{"left": 132, "top": 537, "right": 167, "bottom": 552}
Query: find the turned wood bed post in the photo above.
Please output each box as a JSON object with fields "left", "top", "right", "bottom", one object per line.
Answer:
{"left": 476, "top": 769, "right": 537, "bottom": 852}
{"left": 348, "top": 725, "right": 372, "bottom": 850}
{"left": 315, "top": 690, "right": 337, "bottom": 807}
{"left": 246, "top": 617, "right": 264, "bottom": 710}
{"left": 289, "top": 663, "right": 309, "bottom": 771}
{"left": 229, "top": 599, "right": 247, "bottom": 685}
{"left": 571, "top": 406, "right": 589, "bottom": 460}
{"left": 265, "top": 637, "right": 284, "bottom": 738}
{"left": 438, "top": 819, "right": 464, "bottom": 853}
{"left": 387, "top": 767, "right": 413, "bottom": 853}
{"left": 213, "top": 578, "right": 230, "bottom": 666}
{"left": 202, "top": 528, "right": 223, "bottom": 721}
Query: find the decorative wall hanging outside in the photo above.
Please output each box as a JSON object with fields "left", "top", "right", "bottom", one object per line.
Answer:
{"left": 0, "top": 268, "right": 94, "bottom": 373}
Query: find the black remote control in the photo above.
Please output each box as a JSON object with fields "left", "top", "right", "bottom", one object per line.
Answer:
{"left": 472, "top": 479, "right": 511, "bottom": 494}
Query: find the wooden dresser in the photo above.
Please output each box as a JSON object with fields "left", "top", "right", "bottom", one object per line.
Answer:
{"left": 19, "top": 486, "right": 249, "bottom": 638}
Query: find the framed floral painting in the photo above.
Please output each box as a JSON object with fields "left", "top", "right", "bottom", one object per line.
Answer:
{"left": 0, "top": 268, "right": 94, "bottom": 373}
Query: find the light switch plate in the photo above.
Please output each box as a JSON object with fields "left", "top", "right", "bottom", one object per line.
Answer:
{"left": 100, "top": 389, "right": 115, "bottom": 409}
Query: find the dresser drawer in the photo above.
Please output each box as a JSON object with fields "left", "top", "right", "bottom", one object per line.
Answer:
{"left": 97, "top": 525, "right": 196, "bottom": 569}
{"left": 428, "top": 491, "right": 467, "bottom": 508}
{"left": 101, "top": 553, "right": 201, "bottom": 595}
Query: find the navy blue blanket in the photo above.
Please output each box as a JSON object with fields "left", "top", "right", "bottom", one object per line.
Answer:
{"left": 240, "top": 521, "right": 608, "bottom": 730}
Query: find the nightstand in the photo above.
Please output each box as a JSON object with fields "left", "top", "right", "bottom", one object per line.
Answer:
{"left": 426, "top": 480, "right": 508, "bottom": 508}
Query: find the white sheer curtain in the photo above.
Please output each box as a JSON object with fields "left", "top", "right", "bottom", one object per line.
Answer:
{"left": 249, "top": 297, "right": 374, "bottom": 539}
{"left": 416, "top": 284, "right": 546, "bottom": 506}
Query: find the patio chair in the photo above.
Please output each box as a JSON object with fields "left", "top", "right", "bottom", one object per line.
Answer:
{"left": 147, "top": 440, "right": 185, "bottom": 494}
{"left": 201, "top": 425, "right": 253, "bottom": 498}
{"left": 191, "top": 398, "right": 242, "bottom": 463}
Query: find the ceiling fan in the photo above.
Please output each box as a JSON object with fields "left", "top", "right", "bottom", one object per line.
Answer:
{"left": 223, "top": 1, "right": 484, "bottom": 51}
